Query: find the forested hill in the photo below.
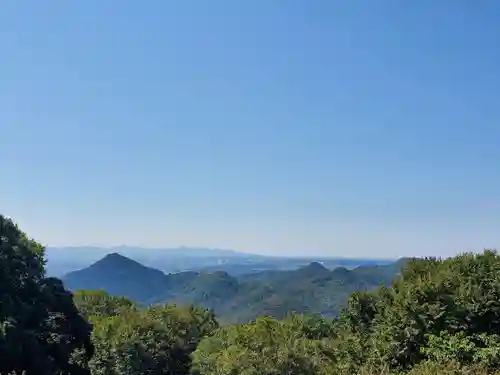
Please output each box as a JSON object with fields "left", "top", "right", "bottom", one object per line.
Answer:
{"left": 62, "top": 252, "right": 409, "bottom": 322}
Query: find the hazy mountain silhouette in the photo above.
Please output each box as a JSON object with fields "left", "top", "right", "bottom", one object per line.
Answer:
{"left": 47, "top": 245, "right": 394, "bottom": 277}
{"left": 63, "top": 252, "right": 169, "bottom": 303}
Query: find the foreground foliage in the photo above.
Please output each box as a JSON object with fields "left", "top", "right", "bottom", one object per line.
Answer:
{"left": 88, "top": 300, "right": 218, "bottom": 375}
{"left": 191, "top": 250, "right": 500, "bottom": 375}
{"left": 337, "top": 250, "right": 500, "bottom": 371}
{"left": 192, "top": 314, "right": 337, "bottom": 375}
{"left": 0, "top": 215, "right": 93, "bottom": 375}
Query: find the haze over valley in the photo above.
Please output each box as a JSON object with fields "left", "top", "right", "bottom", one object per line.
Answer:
{"left": 45, "top": 245, "right": 394, "bottom": 277}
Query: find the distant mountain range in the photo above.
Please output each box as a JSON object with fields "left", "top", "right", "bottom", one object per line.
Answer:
{"left": 46, "top": 246, "right": 394, "bottom": 277}
{"left": 62, "top": 252, "right": 409, "bottom": 323}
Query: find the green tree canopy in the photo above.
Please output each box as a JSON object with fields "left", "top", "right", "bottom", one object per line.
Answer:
{"left": 73, "top": 290, "right": 136, "bottom": 319}
{"left": 192, "top": 314, "right": 337, "bottom": 375}
{"left": 89, "top": 304, "right": 218, "bottom": 375}
{"left": 335, "top": 250, "right": 500, "bottom": 371}
{"left": 0, "top": 214, "right": 93, "bottom": 375}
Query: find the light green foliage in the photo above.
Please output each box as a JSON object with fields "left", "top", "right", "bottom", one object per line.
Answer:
{"left": 333, "top": 250, "right": 500, "bottom": 372}
{"left": 192, "top": 314, "right": 337, "bottom": 375}
{"left": 73, "top": 290, "right": 136, "bottom": 319}
{"left": 424, "top": 332, "right": 500, "bottom": 368}
{"left": 89, "top": 304, "right": 218, "bottom": 375}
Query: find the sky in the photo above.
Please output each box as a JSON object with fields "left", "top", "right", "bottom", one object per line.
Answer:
{"left": 1, "top": 1, "right": 499, "bottom": 258}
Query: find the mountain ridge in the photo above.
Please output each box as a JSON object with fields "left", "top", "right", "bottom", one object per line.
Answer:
{"left": 46, "top": 245, "right": 395, "bottom": 277}
{"left": 62, "top": 253, "right": 408, "bottom": 323}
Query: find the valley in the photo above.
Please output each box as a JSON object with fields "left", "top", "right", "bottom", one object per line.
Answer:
{"left": 62, "top": 252, "right": 407, "bottom": 323}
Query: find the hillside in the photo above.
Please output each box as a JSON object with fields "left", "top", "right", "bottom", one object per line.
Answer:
{"left": 62, "top": 252, "right": 170, "bottom": 303}
{"left": 63, "top": 253, "right": 408, "bottom": 322}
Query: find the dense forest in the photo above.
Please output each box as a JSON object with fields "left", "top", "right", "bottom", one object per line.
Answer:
{"left": 62, "top": 251, "right": 406, "bottom": 323}
{"left": 3, "top": 213, "right": 500, "bottom": 375}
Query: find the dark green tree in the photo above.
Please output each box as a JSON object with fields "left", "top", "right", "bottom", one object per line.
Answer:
{"left": 0, "top": 214, "right": 93, "bottom": 375}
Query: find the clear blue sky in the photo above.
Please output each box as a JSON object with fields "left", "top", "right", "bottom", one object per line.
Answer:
{"left": 1, "top": 1, "right": 499, "bottom": 258}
